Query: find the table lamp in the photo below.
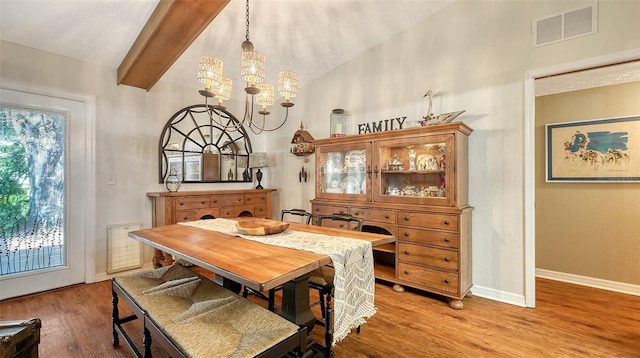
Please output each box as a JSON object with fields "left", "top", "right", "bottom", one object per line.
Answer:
{"left": 248, "top": 152, "right": 269, "bottom": 189}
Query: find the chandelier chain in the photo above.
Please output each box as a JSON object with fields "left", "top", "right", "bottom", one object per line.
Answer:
{"left": 245, "top": 0, "right": 250, "bottom": 41}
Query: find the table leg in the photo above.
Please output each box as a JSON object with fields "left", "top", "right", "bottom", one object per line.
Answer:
{"left": 280, "top": 273, "right": 316, "bottom": 333}
{"left": 214, "top": 275, "right": 242, "bottom": 295}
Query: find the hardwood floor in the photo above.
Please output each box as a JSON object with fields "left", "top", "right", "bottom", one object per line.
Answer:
{"left": 1, "top": 277, "right": 638, "bottom": 357}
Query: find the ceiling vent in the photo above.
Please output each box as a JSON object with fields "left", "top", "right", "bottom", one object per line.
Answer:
{"left": 532, "top": 2, "right": 598, "bottom": 47}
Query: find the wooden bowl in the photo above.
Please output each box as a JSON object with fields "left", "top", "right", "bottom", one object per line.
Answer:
{"left": 235, "top": 218, "right": 289, "bottom": 236}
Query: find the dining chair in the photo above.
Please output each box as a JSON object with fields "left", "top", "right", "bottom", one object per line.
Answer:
{"left": 312, "top": 213, "right": 364, "bottom": 356}
{"left": 242, "top": 209, "right": 313, "bottom": 311}
{"left": 280, "top": 208, "right": 313, "bottom": 224}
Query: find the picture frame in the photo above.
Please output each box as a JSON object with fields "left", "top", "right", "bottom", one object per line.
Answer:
{"left": 545, "top": 115, "right": 640, "bottom": 182}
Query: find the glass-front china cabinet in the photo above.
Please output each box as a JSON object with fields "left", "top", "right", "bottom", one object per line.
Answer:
{"left": 311, "top": 122, "right": 473, "bottom": 309}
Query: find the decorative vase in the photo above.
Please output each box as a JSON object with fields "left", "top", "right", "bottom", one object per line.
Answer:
{"left": 165, "top": 168, "right": 181, "bottom": 192}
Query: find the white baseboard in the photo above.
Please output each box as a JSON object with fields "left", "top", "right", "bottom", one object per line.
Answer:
{"left": 469, "top": 285, "right": 527, "bottom": 307}
{"left": 93, "top": 263, "right": 155, "bottom": 282}
{"left": 536, "top": 269, "right": 640, "bottom": 296}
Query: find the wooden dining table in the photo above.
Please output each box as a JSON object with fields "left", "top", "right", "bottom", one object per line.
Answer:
{"left": 127, "top": 219, "right": 395, "bottom": 349}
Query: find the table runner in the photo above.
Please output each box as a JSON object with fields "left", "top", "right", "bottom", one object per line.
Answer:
{"left": 178, "top": 218, "right": 376, "bottom": 345}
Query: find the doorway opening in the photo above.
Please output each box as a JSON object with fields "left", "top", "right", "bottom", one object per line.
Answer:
{"left": 524, "top": 49, "right": 640, "bottom": 307}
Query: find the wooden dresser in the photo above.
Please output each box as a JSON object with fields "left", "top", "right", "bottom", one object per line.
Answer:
{"left": 147, "top": 189, "right": 276, "bottom": 266}
{"left": 311, "top": 123, "right": 472, "bottom": 309}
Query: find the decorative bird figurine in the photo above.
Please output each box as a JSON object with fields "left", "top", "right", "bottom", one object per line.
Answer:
{"left": 419, "top": 90, "right": 436, "bottom": 126}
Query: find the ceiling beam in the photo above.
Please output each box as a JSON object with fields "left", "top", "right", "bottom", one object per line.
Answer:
{"left": 117, "top": 0, "right": 230, "bottom": 91}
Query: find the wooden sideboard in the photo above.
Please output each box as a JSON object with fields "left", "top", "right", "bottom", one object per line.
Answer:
{"left": 147, "top": 189, "right": 276, "bottom": 266}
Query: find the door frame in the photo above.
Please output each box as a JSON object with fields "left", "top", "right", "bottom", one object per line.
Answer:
{"left": 523, "top": 48, "right": 640, "bottom": 307}
{"left": 0, "top": 80, "right": 96, "bottom": 296}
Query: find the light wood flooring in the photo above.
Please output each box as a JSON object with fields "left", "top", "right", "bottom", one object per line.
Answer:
{"left": 1, "top": 277, "right": 638, "bottom": 357}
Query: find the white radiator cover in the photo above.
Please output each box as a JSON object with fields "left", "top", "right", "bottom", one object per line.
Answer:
{"left": 107, "top": 223, "right": 143, "bottom": 274}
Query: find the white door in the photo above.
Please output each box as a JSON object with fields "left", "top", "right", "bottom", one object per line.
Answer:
{"left": 0, "top": 85, "right": 92, "bottom": 299}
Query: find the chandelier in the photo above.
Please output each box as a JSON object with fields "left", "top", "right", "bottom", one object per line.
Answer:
{"left": 197, "top": 0, "right": 299, "bottom": 134}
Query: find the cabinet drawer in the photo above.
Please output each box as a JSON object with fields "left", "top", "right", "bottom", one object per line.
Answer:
{"left": 398, "top": 262, "right": 459, "bottom": 295}
{"left": 311, "top": 204, "right": 346, "bottom": 224}
{"left": 398, "top": 243, "right": 458, "bottom": 270}
{"left": 245, "top": 193, "right": 267, "bottom": 205}
{"left": 210, "top": 194, "right": 245, "bottom": 206}
{"left": 350, "top": 207, "right": 395, "bottom": 224}
{"left": 175, "top": 208, "right": 221, "bottom": 222}
{"left": 253, "top": 204, "right": 268, "bottom": 218}
{"left": 398, "top": 227, "right": 459, "bottom": 248}
{"left": 219, "top": 205, "right": 254, "bottom": 218}
{"left": 312, "top": 204, "right": 347, "bottom": 216}
{"left": 318, "top": 218, "right": 361, "bottom": 231}
{"left": 397, "top": 211, "right": 458, "bottom": 231}
{"left": 175, "top": 196, "right": 210, "bottom": 210}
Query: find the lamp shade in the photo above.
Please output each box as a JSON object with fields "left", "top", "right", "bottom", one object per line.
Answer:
{"left": 248, "top": 152, "right": 269, "bottom": 168}
{"left": 213, "top": 76, "right": 233, "bottom": 101}
{"left": 256, "top": 84, "right": 274, "bottom": 108}
{"left": 241, "top": 50, "right": 266, "bottom": 86}
{"left": 198, "top": 56, "right": 223, "bottom": 90}
{"left": 278, "top": 70, "right": 299, "bottom": 101}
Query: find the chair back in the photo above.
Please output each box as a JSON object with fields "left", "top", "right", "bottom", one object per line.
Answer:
{"left": 316, "top": 213, "right": 364, "bottom": 231}
{"left": 280, "top": 209, "right": 313, "bottom": 224}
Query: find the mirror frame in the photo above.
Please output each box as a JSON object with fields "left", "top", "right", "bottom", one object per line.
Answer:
{"left": 158, "top": 104, "right": 253, "bottom": 184}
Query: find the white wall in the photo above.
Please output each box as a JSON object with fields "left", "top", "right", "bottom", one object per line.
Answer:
{"left": 0, "top": 41, "right": 264, "bottom": 280}
{"left": 267, "top": 0, "right": 640, "bottom": 305}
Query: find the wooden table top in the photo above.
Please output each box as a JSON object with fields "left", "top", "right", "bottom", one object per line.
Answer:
{"left": 128, "top": 222, "right": 395, "bottom": 292}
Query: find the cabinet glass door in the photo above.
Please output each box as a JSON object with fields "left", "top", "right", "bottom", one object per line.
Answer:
{"left": 315, "top": 142, "right": 371, "bottom": 202}
{"left": 373, "top": 134, "right": 455, "bottom": 206}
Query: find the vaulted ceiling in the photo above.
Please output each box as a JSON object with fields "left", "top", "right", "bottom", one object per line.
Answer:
{"left": 0, "top": 0, "right": 453, "bottom": 98}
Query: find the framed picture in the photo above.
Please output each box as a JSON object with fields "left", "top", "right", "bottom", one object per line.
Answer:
{"left": 546, "top": 115, "right": 640, "bottom": 182}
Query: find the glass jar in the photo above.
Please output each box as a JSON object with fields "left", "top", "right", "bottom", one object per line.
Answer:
{"left": 330, "top": 109, "right": 348, "bottom": 138}
{"left": 165, "top": 168, "right": 181, "bottom": 192}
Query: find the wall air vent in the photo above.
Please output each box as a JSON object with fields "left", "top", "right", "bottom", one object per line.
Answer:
{"left": 532, "top": 2, "right": 598, "bottom": 47}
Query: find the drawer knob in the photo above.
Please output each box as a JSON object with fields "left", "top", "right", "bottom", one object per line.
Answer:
{"left": 179, "top": 202, "right": 184, "bottom": 206}
{"left": 403, "top": 232, "right": 409, "bottom": 237}
{"left": 201, "top": 200, "right": 206, "bottom": 204}
{"left": 183, "top": 216, "right": 188, "bottom": 220}
{"left": 404, "top": 250, "right": 409, "bottom": 255}
{"left": 403, "top": 216, "right": 409, "bottom": 221}
{"left": 237, "top": 198, "right": 242, "bottom": 202}
{"left": 444, "top": 220, "right": 450, "bottom": 225}
{"left": 247, "top": 198, "right": 251, "bottom": 201}
{"left": 404, "top": 270, "right": 409, "bottom": 275}
{"left": 339, "top": 224, "right": 345, "bottom": 228}
{"left": 213, "top": 199, "right": 218, "bottom": 203}
{"left": 384, "top": 215, "right": 390, "bottom": 219}
{"left": 444, "top": 237, "right": 450, "bottom": 243}
{"left": 354, "top": 211, "right": 359, "bottom": 215}
{"left": 444, "top": 257, "right": 450, "bottom": 262}
{"left": 444, "top": 279, "right": 450, "bottom": 284}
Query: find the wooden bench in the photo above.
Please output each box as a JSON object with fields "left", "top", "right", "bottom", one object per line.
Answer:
{"left": 111, "top": 264, "right": 306, "bottom": 357}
